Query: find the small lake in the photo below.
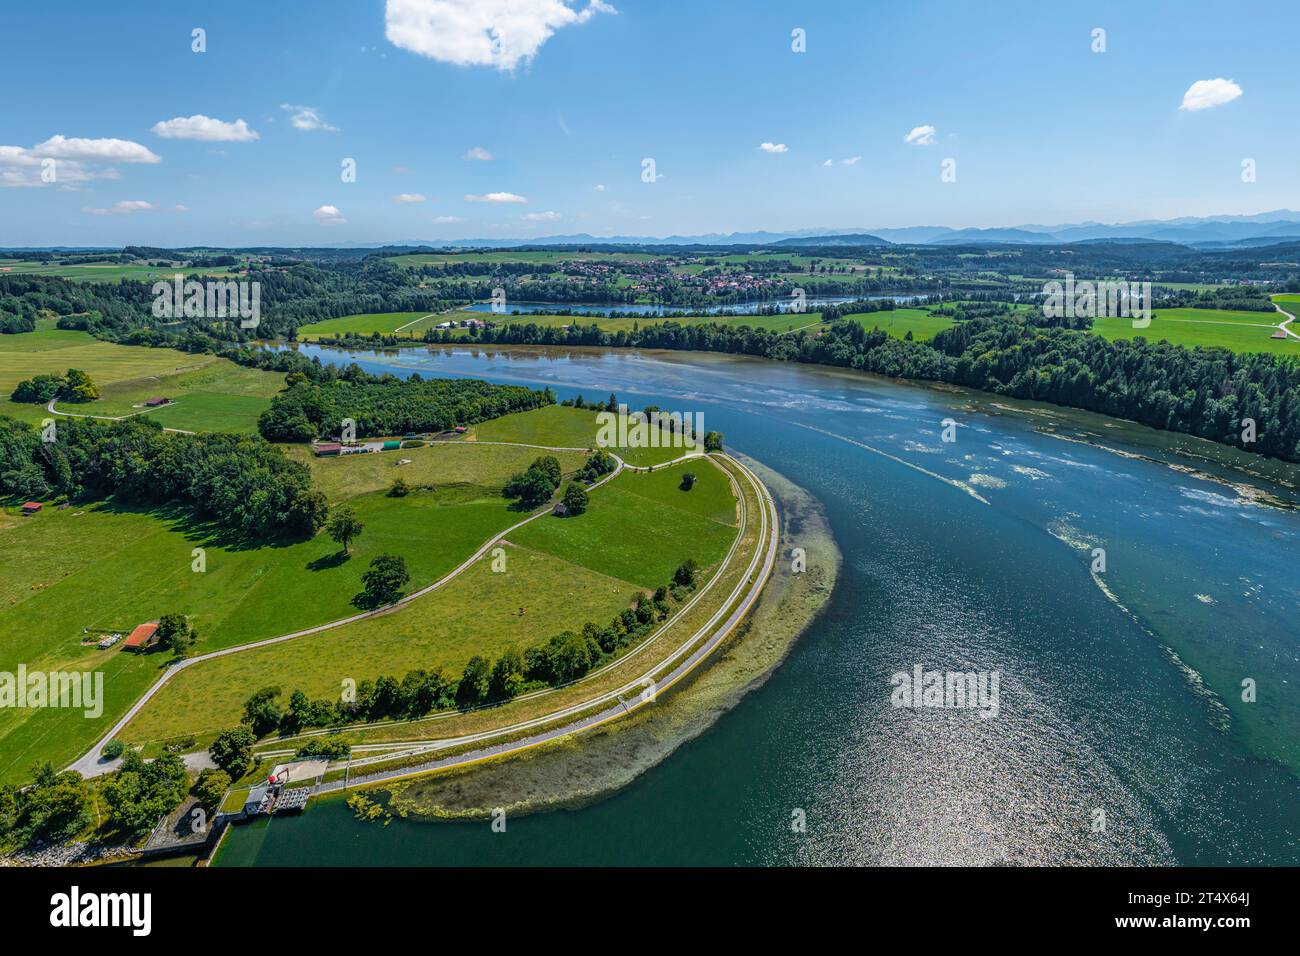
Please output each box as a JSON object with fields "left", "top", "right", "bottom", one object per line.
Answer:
{"left": 219, "top": 343, "right": 1300, "bottom": 866}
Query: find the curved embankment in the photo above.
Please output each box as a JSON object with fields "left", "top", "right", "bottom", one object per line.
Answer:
{"left": 66, "top": 439, "right": 639, "bottom": 778}
{"left": 352, "top": 456, "right": 839, "bottom": 821}
{"left": 288, "top": 450, "right": 777, "bottom": 794}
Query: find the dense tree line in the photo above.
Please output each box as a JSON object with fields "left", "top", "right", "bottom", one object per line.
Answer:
{"left": 257, "top": 371, "right": 554, "bottom": 441}
{"left": 431, "top": 315, "right": 1300, "bottom": 462}
{"left": 0, "top": 415, "right": 328, "bottom": 537}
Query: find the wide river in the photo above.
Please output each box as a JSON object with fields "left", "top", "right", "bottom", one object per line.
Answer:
{"left": 218, "top": 344, "right": 1300, "bottom": 866}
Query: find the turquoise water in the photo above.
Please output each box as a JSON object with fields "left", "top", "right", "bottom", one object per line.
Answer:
{"left": 219, "top": 345, "right": 1300, "bottom": 865}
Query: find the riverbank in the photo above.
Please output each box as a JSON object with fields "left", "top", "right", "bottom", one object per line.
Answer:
{"left": 352, "top": 456, "right": 839, "bottom": 822}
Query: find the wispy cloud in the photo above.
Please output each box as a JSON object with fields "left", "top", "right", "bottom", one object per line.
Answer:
{"left": 903, "top": 125, "right": 936, "bottom": 146}
{"left": 462, "top": 146, "right": 494, "bottom": 161}
{"left": 393, "top": 193, "right": 427, "bottom": 203}
{"left": 82, "top": 200, "right": 154, "bottom": 216}
{"left": 465, "top": 191, "right": 528, "bottom": 203}
{"left": 281, "top": 104, "right": 339, "bottom": 132}
{"left": 758, "top": 142, "right": 788, "bottom": 153}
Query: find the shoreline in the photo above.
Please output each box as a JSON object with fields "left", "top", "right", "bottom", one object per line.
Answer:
{"left": 360, "top": 455, "right": 839, "bottom": 822}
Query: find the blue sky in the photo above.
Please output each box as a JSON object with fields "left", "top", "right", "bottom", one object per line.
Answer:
{"left": 1, "top": 0, "right": 1295, "bottom": 246}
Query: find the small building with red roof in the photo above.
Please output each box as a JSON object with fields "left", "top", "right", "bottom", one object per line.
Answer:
{"left": 122, "top": 621, "right": 160, "bottom": 651}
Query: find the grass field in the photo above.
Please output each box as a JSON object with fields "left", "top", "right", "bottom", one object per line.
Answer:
{"left": 0, "top": 260, "right": 239, "bottom": 283}
{"left": 0, "top": 321, "right": 284, "bottom": 433}
{"left": 0, "top": 430, "right": 585, "bottom": 783}
{"left": 511, "top": 461, "right": 737, "bottom": 587}
{"left": 471, "top": 404, "right": 692, "bottom": 467}
{"left": 119, "top": 543, "right": 642, "bottom": 745}
{"left": 57, "top": 359, "right": 286, "bottom": 434}
{"left": 1092, "top": 306, "right": 1298, "bottom": 356}
{"left": 294, "top": 311, "right": 442, "bottom": 340}
{"left": 846, "top": 307, "right": 953, "bottom": 340}
{"left": 118, "top": 454, "right": 737, "bottom": 746}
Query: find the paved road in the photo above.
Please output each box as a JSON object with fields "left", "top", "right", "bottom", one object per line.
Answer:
{"left": 65, "top": 439, "right": 634, "bottom": 778}
{"left": 45, "top": 397, "right": 195, "bottom": 434}
{"left": 310, "top": 452, "right": 779, "bottom": 794}
{"left": 1274, "top": 299, "right": 1300, "bottom": 341}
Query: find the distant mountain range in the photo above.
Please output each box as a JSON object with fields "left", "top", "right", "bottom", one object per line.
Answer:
{"left": 357, "top": 211, "right": 1300, "bottom": 250}
{"left": 8, "top": 212, "right": 1300, "bottom": 255}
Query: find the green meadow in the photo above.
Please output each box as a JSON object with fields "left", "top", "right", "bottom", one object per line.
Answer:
{"left": 119, "top": 455, "right": 737, "bottom": 746}
{"left": 0, "top": 431, "right": 585, "bottom": 782}
{"left": 0, "top": 321, "right": 284, "bottom": 432}
{"left": 847, "top": 307, "right": 953, "bottom": 340}
{"left": 0, "top": 323, "right": 231, "bottom": 425}
{"left": 59, "top": 360, "right": 287, "bottom": 434}
{"left": 0, "top": 260, "right": 239, "bottom": 283}
{"left": 120, "top": 543, "right": 641, "bottom": 745}
{"left": 294, "top": 311, "right": 441, "bottom": 339}
{"left": 510, "top": 459, "right": 737, "bottom": 587}
{"left": 471, "top": 404, "right": 694, "bottom": 467}
{"left": 1092, "top": 306, "right": 1298, "bottom": 357}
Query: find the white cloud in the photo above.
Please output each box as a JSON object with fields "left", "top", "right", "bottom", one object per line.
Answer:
{"left": 281, "top": 104, "right": 339, "bottom": 132}
{"left": 759, "top": 142, "right": 788, "bottom": 153}
{"left": 151, "top": 115, "right": 259, "bottom": 142}
{"left": 82, "top": 200, "right": 154, "bottom": 216}
{"left": 394, "top": 193, "right": 427, "bottom": 203}
{"left": 174, "top": 204, "right": 190, "bottom": 212}
{"left": 1, "top": 138, "right": 146, "bottom": 188}
{"left": 593, "top": 184, "right": 606, "bottom": 191}
{"left": 841, "top": 155, "right": 862, "bottom": 165}
{"left": 462, "top": 146, "right": 494, "bottom": 161}
{"left": 1179, "top": 78, "right": 1243, "bottom": 111}
{"left": 465, "top": 191, "right": 528, "bottom": 203}
{"left": 433, "top": 215, "right": 464, "bottom": 223}
{"left": 385, "top": 0, "right": 616, "bottom": 71}
{"left": 822, "top": 159, "right": 832, "bottom": 167}
{"left": 313, "top": 204, "right": 347, "bottom": 224}
{"left": 32, "top": 135, "right": 161, "bottom": 163}
{"left": 904, "top": 125, "right": 936, "bottom": 146}
{"left": 523, "top": 210, "right": 561, "bottom": 221}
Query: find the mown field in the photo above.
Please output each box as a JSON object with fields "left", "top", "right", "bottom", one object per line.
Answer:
{"left": 0, "top": 259, "right": 240, "bottom": 283}
{"left": 118, "top": 454, "right": 737, "bottom": 746}
{"left": 846, "top": 307, "right": 953, "bottom": 340}
{"left": 0, "top": 321, "right": 285, "bottom": 432}
{"left": 471, "top": 404, "right": 696, "bottom": 468}
{"left": 294, "top": 311, "right": 442, "bottom": 340}
{"left": 0, "top": 431, "right": 585, "bottom": 783}
{"left": 58, "top": 359, "right": 287, "bottom": 434}
{"left": 1092, "top": 306, "right": 1297, "bottom": 356}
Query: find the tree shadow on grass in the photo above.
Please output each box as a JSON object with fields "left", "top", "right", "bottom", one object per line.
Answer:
{"left": 83, "top": 498, "right": 313, "bottom": 553}
{"left": 307, "top": 550, "right": 350, "bottom": 571}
